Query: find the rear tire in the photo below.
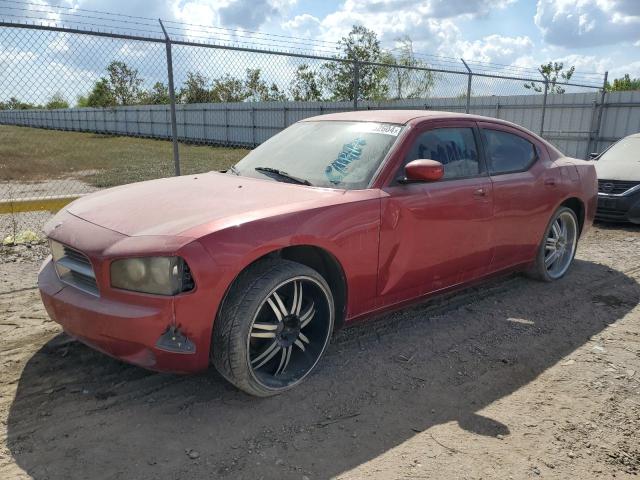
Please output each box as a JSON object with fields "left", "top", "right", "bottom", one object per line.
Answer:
{"left": 527, "top": 206, "right": 579, "bottom": 282}
{"left": 211, "top": 259, "right": 334, "bottom": 397}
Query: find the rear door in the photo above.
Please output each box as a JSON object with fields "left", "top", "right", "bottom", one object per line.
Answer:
{"left": 377, "top": 121, "right": 494, "bottom": 306}
{"left": 478, "top": 122, "right": 558, "bottom": 271}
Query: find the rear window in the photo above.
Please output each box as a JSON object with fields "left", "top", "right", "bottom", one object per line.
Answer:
{"left": 482, "top": 129, "right": 537, "bottom": 175}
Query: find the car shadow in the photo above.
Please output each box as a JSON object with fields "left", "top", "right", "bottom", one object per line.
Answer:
{"left": 594, "top": 219, "right": 640, "bottom": 231}
{"left": 6, "top": 259, "right": 640, "bottom": 479}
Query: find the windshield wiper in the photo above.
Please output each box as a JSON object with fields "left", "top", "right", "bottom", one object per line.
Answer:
{"left": 228, "top": 165, "right": 240, "bottom": 175}
{"left": 254, "top": 167, "right": 313, "bottom": 186}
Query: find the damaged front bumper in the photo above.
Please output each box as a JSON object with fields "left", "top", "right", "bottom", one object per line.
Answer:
{"left": 39, "top": 258, "right": 206, "bottom": 373}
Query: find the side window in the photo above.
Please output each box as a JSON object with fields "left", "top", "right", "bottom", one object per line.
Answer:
{"left": 403, "top": 128, "right": 480, "bottom": 180}
{"left": 482, "top": 129, "right": 537, "bottom": 175}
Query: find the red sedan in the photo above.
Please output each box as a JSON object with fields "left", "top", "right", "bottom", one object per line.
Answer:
{"left": 38, "top": 110, "right": 597, "bottom": 396}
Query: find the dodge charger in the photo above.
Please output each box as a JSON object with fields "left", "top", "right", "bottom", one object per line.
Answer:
{"left": 38, "top": 111, "right": 598, "bottom": 396}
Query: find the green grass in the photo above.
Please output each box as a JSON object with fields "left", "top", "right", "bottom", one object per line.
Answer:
{"left": 0, "top": 125, "right": 250, "bottom": 188}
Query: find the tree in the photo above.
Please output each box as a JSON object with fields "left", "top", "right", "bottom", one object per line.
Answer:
{"left": 179, "top": 72, "right": 213, "bottom": 103}
{"left": 386, "top": 37, "right": 435, "bottom": 99}
{"left": 106, "top": 61, "right": 143, "bottom": 105}
{"left": 75, "top": 95, "right": 89, "bottom": 108}
{"left": 141, "top": 82, "right": 170, "bottom": 105}
{"left": 210, "top": 69, "right": 286, "bottom": 102}
{"left": 606, "top": 74, "right": 640, "bottom": 92}
{"left": 323, "top": 25, "right": 390, "bottom": 101}
{"left": 79, "top": 61, "right": 145, "bottom": 107}
{"left": 0, "top": 97, "right": 38, "bottom": 110}
{"left": 524, "top": 62, "right": 575, "bottom": 94}
{"left": 211, "top": 74, "right": 248, "bottom": 102}
{"left": 45, "top": 93, "right": 69, "bottom": 109}
{"left": 290, "top": 64, "right": 322, "bottom": 101}
{"left": 243, "top": 68, "right": 286, "bottom": 102}
{"left": 85, "top": 78, "right": 116, "bottom": 107}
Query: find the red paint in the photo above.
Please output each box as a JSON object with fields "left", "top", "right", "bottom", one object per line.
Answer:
{"left": 38, "top": 111, "right": 597, "bottom": 374}
{"left": 405, "top": 159, "right": 445, "bottom": 182}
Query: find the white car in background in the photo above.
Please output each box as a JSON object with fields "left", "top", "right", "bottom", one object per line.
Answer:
{"left": 593, "top": 133, "right": 640, "bottom": 224}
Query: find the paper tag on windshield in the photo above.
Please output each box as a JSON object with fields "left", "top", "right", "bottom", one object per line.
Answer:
{"left": 370, "top": 124, "right": 402, "bottom": 136}
{"left": 351, "top": 123, "right": 402, "bottom": 137}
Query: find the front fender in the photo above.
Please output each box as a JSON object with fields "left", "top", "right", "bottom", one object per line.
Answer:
{"left": 195, "top": 198, "right": 382, "bottom": 342}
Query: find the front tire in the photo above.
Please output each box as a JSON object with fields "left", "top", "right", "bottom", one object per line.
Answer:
{"left": 528, "top": 206, "right": 579, "bottom": 282}
{"left": 211, "top": 259, "right": 334, "bottom": 397}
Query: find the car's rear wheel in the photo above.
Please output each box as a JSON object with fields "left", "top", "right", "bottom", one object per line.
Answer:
{"left": 212, "top": 259, "right": 334, "bottom": 397}
{"left": 528, "top": 206, "right": 579, "bottom": 282}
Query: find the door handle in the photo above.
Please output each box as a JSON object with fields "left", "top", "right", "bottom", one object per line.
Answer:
{"left": 473, "top": 188, "right": 487, "bottom": 197}
{"left": 544, "top": 178, "right": 556, "bottom": 186}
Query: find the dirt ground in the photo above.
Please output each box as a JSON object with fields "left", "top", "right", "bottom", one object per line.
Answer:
{"left": 0, "top": 223, "right": 639, "bottom": 480}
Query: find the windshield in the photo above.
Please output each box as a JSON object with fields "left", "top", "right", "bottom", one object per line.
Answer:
{"left": 232, "top": 121, "right": 403, "bottom": 189}
{"left": 600, "top": 137, "right": 640, "bottom": 163}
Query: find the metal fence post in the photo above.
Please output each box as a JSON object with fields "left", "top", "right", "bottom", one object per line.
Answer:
{"left": 539, "top": 78, "right": 549, "bottom": 136}
{"left": 591, "top": 71, "right": 609, "bottom": 156}
{"left": 159, "top": 19, "right": 181, "bottom": 176}
{"left": 353, "top": 60, "right": 359, "bottom": 110}
{"left": 461, "top": 58, "right": 472, "bottom": 114}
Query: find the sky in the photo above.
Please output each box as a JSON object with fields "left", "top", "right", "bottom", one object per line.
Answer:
{"left": 1, "top": 0, "right": 640, "bottom": 103}
{"left": 75, "top": 0, "right": 639, "bottom": 78}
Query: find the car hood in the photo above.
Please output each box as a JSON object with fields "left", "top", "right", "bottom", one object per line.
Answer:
{"left": 67, "top": 172, "right": 358, "bottom": 237}
{"left": 595, "top": 158, "right": 640, "bottom": 182}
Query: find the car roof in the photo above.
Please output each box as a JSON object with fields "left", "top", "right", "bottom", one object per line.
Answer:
{"left": 300, "top": 109, "right": 511, "bottom": 125}
{"left": 300, "top": 109, "right": 564, "bottom": 159}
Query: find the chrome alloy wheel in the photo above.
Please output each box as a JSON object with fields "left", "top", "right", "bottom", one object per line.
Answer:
{"left": 246, "top": 276, "right": 333, "bottom": 390}
{"left": 544, "top": 210, "right": 578, "bottom": 279}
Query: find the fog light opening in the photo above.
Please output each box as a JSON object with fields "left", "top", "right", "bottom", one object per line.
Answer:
{"left": 155, "top": 325, "right": 196, "bottom": 354}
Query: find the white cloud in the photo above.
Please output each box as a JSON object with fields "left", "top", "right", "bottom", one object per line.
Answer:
{"left": 423, "top": 0, "right": 517, "bottom": 18}
{"left": 6, "top": 0, "right": 632, "bottom": 102}
{"left": 319, "top": 0, "right": 516, "bottom": 19}
{"left": 513, "top": 54, "right": 640, "bottom": 85}
{"left": 553, "top": 53, "right": 609, "bottom": 74}
{"left": 74, "top": 0, "right": 296, "bottom": 31}
{"left": 281, "top": 14, "right": 322, "bottom": 38}
{"left": 280, "top": 1, "right": 528, "bottom": 67}
{"left": 454, "top": 35, "right": 534, "bottom": 65}
{"left": 609, "top": 60, "right": 640, "bottom": 79}
{"left": 309, "top": 1, "right": 464, "bottom": 54}
{"left": 534, "top": 0, "right": 640, "bottom": 47}
{"left": 219, "top": 0, "right": 286, "bottom": 29}
{"left": 171, "top": 1, "right": 221, "bottom": 27}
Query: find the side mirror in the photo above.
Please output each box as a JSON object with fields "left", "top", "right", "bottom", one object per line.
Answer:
{"left": 404, "top": 159, "right": 444, "bottom": 182}
{"left": 589, "top": 152, "right": 599, "bottom": 160}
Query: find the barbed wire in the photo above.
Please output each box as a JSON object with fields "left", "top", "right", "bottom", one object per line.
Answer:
{"left": 167, "top": 34, "right": 340, "bottom": 57}
{"left": 0, "top": 0, "right": 606, "bottom": 85}
{"left": 0, "top": 0, "right": 341, "bottom": 49}
{"left": 0, "top": 12, "right": 165, "bottom": 37}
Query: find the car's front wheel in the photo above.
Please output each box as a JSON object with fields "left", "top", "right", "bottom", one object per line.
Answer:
{"left": 212, "top": 259, "right": 334, "bottom": 397}
{"left": 528, "top": 206, "right": 579, "bottom": 282}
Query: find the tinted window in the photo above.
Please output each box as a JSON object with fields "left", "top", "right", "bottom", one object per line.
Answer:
{"left": 482, "top": 129, "right": 537, "bottom": 175}
{"left": 404, "top": 128, "right": 480, "bottom": 180}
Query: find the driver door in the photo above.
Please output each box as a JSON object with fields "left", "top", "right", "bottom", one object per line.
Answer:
{"left": 376, "top": 121, "right": 494, "bottom": 306}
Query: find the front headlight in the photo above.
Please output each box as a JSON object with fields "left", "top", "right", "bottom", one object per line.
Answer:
{"left": 110, "top": 257, "right": 194, "bottom": 295}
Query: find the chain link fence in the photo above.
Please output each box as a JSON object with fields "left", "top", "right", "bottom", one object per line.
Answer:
{"left": 1, "top": 18, "right": 629, "bottom": 241}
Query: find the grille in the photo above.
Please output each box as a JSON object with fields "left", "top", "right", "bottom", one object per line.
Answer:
{"left": 598, "top": 179, "right": 640, "bottom": 195}
{"left": 596, "top": 207, "right": 627, "bottom": 218}
{"left": 50, "top": 240, "right": 99, "bottom": 296}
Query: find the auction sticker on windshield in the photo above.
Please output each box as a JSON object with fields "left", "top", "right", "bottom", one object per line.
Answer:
{"left": 349, "top": 123, "right": 402, "bottom": 136}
